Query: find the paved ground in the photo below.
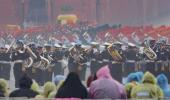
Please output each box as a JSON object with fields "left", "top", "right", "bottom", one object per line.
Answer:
{"left": 8, "top": 62, "right": 91, "bottom": 91}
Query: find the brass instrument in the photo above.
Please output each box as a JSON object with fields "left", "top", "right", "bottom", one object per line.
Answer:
{"left": 69, "top": 46, "right": 81, "bottom": 62}
{"left": 39, "top": 56, "right": 50, "bottom": 70}
{"left": 107, "top": 44, "right": 122, "bottom": 61}
{"left": 22, "top": 57, "right": 33, "bottom": 71}
{"left": 6, "top": 39, "right": 15, "bottom": 53}
{"left": 69, "top": 45, "right": 85, "bottom": 72}
{"left": 25, "top": 45, "right": 37, "bottom": 59}
{"left": 143, "top": 47, "right": 157, "bottom": 60}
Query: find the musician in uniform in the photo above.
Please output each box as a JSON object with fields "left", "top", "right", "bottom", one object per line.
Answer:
{"left": 155, "top": 41, "right": 169, "bottom": 76}
{"left": 11, "top": 40, "right": 33, "bottom": 88}
{"left": 78, "top": 46, "right": 88, "bottom": 81}
{"left": 27, "top": 43, "right": 42, "bottom": 84}
{"left": 36, "top": 45, "right": 44, "bottom": 86}
{"left": 142, "top": 39, "right": 157, "bottom": 75}
{"left": 51, "top": 44, "right": 64, "bottom": 76}
{"left": 68, "top": 43, "right": 77, "bottom": 73}
{"left": 124, "top": 43, "right": 139, "bottom": 78}
{"left": 68, "top": 43, "right": 80, "bottom": 72}
{"left": 88, "top": 42, "right": 101, "bottom": 75}
{"left": 42, "top": 44, "right": 53, "bottom": 83}
{"left": 101, "top": 42, "right": 113, "bottom": 67}
{"left": 107, "top": 42, "right": 123, "bottom": 82}
{"left": 0, "top": 45, "right": 11, "bottom": 80}
{"left": 68, "top": 43, "right": 88, "bottom": 80}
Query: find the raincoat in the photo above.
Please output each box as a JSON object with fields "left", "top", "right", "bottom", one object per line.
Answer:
{"left": 131, "top": 72, "right": 163, "bottom": 99}
{"left": 89, "top": 65, "right": 127, "bottom": 99}
{"left": 157, "top": 74, "right": 170, "bottom": 97}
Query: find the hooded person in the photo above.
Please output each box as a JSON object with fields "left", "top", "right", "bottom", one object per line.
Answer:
{"left": 125, "top": 72, "right": 140, "bottom": 98}
{"left": 9, "top": 74, "right": 39, "bottom": 98}
{"left": 43, "top": 82, "right": 56, "bottom": 98}
{"left": 55, "top": 72, "right": 88, "bottom": 99}
{"left": 135, "top": 71, "right": 144, "bottom": 83}
{"left": 31, "top": 80, "right": 41, "bottom": 94}
{"left": 48, "top": 75, "right": 66, "bottom": 98}
{"left": 0, "top": 79, "right": 9, "bottom": 97}
{"left": 53, "top": 75, "right": 66, "bottom": 86}
{"left": 86, "top": 73, "right": 97, "bottom": 88}
{"left": 35, "top": 82, "right": 56, "bottom": 99}
{"left": 157, "top": 74, "right": 170, "bottom": 97}
{"left": 89, "top": 65, "right": 127, "bottom": 99}
{"left": 131, "top": 72, "right": 163, "bottom": 99}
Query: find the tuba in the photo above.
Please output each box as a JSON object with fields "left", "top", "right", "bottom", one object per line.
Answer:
{"left": 143, "top": 47, "right": 157, "bottom": 60}
{"left": 107, "top": 44, "right": 122, "bottom": 61}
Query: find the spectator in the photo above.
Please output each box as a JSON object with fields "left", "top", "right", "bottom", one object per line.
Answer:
{"left": 0, "top": 79, "right": 9, "bottom": 97}
{"left": 86, "top": 73, "right": 97, "bottom": 88}
{"left": 131, "top": 71, "right": 163, "bottom": 99}
{"left": 157, "top": 74, "right": 170, "bottom": 97}
{"left": 9, "top": 74, "right": 39, "bottom": 98}
{"left": 125, "top": 73, "right": 140, "bottom": 98}
{"left": 48, "top": 75, "right": 66, "bottom": 98}
{"left": 55, "top": 72, "right": 88, "bottom": 99}
{"left": 135, "top": 71, "right": 144, "bottom": 83}
{"left": 31, "top": 80, "right": 41, "bottom": 94}
{"left": 35, "top": 82, "right": 56, "bottom": 99}
{"left": 44, "top": 82, "right": 56, "bottom": 98}
{"left": 53, "top": 75, "right": 66, "bottom": 86}
{"left": 89, "top": 65, "right": 127, "bottom": 99}
{"left": 86, "top": 75, "right": 95, "bottom": 88}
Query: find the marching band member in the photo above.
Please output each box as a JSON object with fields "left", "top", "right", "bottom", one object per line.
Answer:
{"left": 68, "top": 43, "right": 88, "bottom": 80}
{"left": 123, "top": 43, "right": 139, "bottom": 79}
{"left": 107, "top": 42, "right": 123, "bottom": 82}
{"left": 26, "top": 43, "right": 42, "bottom": 84}
{"left": 42, "top": 44, "right": 53, "bottom": 83}
{"left": 88, "top": 42, "right": 101, "bottom": 75}
{"left": 11, "top": 40, "right": 33, "bottom": 88}
{"left": 51, "top": 43, "right": 65, "bottom": 76}
{"left": 0, "top": 45, "right": 11, "bottom": 80}
{"left": 101, "top": 42, "right": 112, "bottom": 67}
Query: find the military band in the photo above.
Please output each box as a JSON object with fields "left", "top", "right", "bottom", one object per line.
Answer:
{"left": 0, "top": 36, "right": 170, "bottom": 87}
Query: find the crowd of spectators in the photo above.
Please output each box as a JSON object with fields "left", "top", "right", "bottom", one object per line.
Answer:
{"left": 0, "top": 65, "right": 169, "bottom": 99}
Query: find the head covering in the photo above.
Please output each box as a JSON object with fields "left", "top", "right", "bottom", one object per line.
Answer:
{"left": 135, "top": 71, "right": 144, "bottom": 83}
{"left": 31, "top": 81, "right": 40, "bottom": 93}
{"left": 96, "top": 65, "right": 112, "bottom": 79}
{"left": 54, "top": 44, "right": 62, "bottom": 48}
{"left": 43, "top": 82, "right": 56, "bottom": 97}
{"left": 91, "top": 42, "right": 99, "bottom": 45}
{"left": 126, "top": 73, "right": 140, "bottom": 83}
{"left": 0, "top": 79, "right": 8, "bottom": 94}
{"left": 56, "top": 72, "right": 88, "bottom": 99}
{"left": 19, "top": 74, "right": 33, "bottom": 89}
{"left": 142, "top": 72, "right": 156, "bottom": 84}
{"left": 63, "top": 73, "right": 82, "bottom": 87}
{"left": 53, "top": 75, "right": 65, "bottom": 86}
{"left": 89, "top": 66, "right": 127, "bottom": 99}
{"left": 157, "top": 74, "right": 168, "bottom": 89}
{"left": 157, "top": 74, "right": 170, "bottom": 97}
{"left": 16, "top": 40, "right": 24, "bottom": 46}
